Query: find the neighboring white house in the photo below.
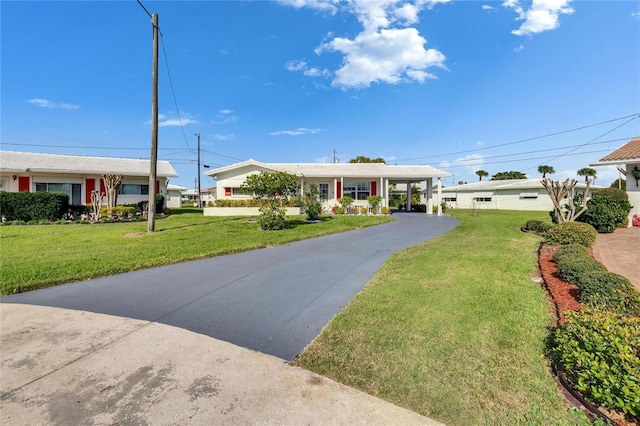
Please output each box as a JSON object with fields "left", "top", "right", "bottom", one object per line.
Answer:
{"left": 0, "top": 151, "right": 178, "bottom": 206}
{"left": 166, "top": 184, "right": 187, "bottom": 208}
{"left": 590, "top": 136, "right": 640, "bottom": 226}
{"left": 433, "top": 179, "right": 601, "bottom": 211}
{"left": 204, "top": 159, "right": 450, "bottom": 215}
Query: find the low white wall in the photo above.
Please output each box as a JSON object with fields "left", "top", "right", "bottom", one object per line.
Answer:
{"left": 203, "top": 207, "right": 302, "bottom": 217}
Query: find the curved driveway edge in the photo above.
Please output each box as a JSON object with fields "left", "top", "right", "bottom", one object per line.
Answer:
{"left": 2, "top": 213, "right": 459, "bottom": 361}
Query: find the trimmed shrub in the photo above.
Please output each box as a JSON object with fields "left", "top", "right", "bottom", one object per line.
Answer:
{"left": 552, "top": 244, "right": 589, "bottom": 264}
{"left": 544, "top": 221, "right": 597, "bottom": 247}
{"left": 257, "top": 202, "right": 286, "bottom": 230}
{"left": 100, "top": 206, "right": 136, "bottom": 219}
{"left": 0, "top": 191, "right": 69, "bottom": 222}
{"left": 575, "top": 191, "right": 632, "bottom": 233}
{"left": 576, "top": 271, "right": 640, "bottom": 315}
{"left": 556, "top": 256, "right": 606, "bottom": 284}
{"left": 553, "top": 309, "right": 640, "bottom": 417}
{"left": 525, "top": 219, "right": 553, "bottom": 234}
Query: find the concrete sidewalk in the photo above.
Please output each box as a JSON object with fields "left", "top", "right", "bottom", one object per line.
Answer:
{"left": 1, "top": 303, "right": 443, "bottom": 425}
{"left": 592, "top": 226, "right": 640, "bottom": 292}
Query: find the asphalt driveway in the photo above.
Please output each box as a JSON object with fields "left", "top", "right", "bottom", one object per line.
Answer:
{"left": 2, "top": 213, "right": 459, "bottom": 361}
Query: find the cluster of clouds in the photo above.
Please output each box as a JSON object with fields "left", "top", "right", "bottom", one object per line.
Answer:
{"left": 27, "top": 98, "right": 78, "bottom": 110}
{"left": 280, "top": 0, "right": 575, "bottom": 89}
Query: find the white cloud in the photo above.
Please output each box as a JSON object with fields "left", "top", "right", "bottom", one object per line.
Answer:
{"left": 632, "top": 11, "right": 640, "bottom": 21}
{"left": 283, "top": 0, "right": 448, "bottom": 89}
{"left": 439, "top": 154, "right": 486, "bottom": 174}
{"left": 503, "top": 0, "right": 574, "bottom": 36}
{"left": 157, "top": 113, "right": 197, "bottom": 127}
{"left": 269, "top": 128, "right": 323, "bottom": 136}
{"left": 27, "top": 98, "right": 79, "bottom": 110}
{"left": 278, "top": 0, "right": 339, "bottom": 14}
{"left": 482, "top": 5, "right": 495, "bottom": 10}
{"left": 318, "top": 27, "right": 446, "bottom": 88}
{"left": 213, "top": 110, "right": 238, "bottom": 125}
{"left": 213, "top": 134, "right": 235, "bottom": 141}
{"left": 314, "top": 156, "right": 332, "bottom": 163}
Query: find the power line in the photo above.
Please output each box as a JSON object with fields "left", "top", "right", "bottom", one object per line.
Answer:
{"left": 398, "top": 113, "right": 639, "bottom": 162}
{"left": 160, "top": 34, "right": 195, "bottom": 155}
{"left": 136, "top": 0, "right": 152, "bottom": 19}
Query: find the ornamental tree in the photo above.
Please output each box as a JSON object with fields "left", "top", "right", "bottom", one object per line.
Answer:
{"left": 241, "top": 171, "right": 299, "bottom": 230}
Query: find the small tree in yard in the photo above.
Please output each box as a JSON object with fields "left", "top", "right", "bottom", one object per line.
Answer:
{"left": 303, "top": 184, "right": 323, "bottom": 221}
{"left": 542, "top": 168, "right": 595, "bottom": 223}
{"left": 241, "top": 171, "right": 299, "bottom": 230}
{"left": 102, "top": 174, "right": 123, "bottom": 210}
{"left": 367, "top": 195, "right": 382, "bottom": 214}
{"left": 338, "top": 196, "right": 355, "bottom": 213}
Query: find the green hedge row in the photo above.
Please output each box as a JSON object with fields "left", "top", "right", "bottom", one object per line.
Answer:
{"left": 0, "top": 192, "right": 69, "bottom": 222}
{"left": 214, "top": 197, "right": 301, "bottom": 208}
{"left": 544, "top": 221, "right": 597, "bottom": 247}
{"left": 553, "top": 310, "right": 640, "bottom": 418}
{"left": 551, "top": 244, "right": 640, "bottom": 418}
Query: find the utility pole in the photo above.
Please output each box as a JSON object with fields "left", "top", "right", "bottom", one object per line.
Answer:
{"left": 147, "top": 12, "right": 159, "bottom": 233}
{"left": 195, "top": 133, "right": 201, "bottom": 208}
{"left": 147, "top": 13, "right": 158, "bottom": 232}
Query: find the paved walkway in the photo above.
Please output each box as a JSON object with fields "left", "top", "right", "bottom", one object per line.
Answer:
{"left": 592, "top": 226, "right": 640, "bottom": 292}
{"left": 1, "top": 213, "right": 455, "bottom": 425}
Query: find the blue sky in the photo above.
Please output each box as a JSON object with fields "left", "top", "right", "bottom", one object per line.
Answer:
{"left": 2, "top": 0, "right": 639, "bottom": 189}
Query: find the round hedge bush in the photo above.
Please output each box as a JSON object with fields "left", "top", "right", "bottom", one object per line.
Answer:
{"left": 544, "top": 221, "right": 597, "bottom": 247}
{"left": 576, "top": 271, "right": 640, "bottom": 315}
{"left": 552, "top": 244, "right": 589, "bottom": 264}
{"left": 556, "top": 256, "right": 607, "bottom": 284}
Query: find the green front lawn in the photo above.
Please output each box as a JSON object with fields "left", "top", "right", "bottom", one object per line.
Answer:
{"left": 0, "top": 210, "right": 391, "bottom": 295}
{"left": 295, "top": 209, "right": 590, "bottom": 425}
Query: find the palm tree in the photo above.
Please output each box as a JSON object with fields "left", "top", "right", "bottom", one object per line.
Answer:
{"left": 537, "top": 165, "right": 555, "bottom": 178}
{"left": 475, "top": 170, "right": 489, "bottom": 181}
{"left": 577, "top": 167, "right": 597, "bottom": 183}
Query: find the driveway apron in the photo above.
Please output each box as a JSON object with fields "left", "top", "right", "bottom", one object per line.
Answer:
{"left": 2, "top": 213, "right": 458, "bottom": 360}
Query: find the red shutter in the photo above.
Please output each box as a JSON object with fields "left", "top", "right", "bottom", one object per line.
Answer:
{"left": 18, "top": 176, "right": 29, "bottom": 192}
{"left": 85, "top": 179, "right": 96, "bottom": 205}
{"left": 337, "top": 182, "right": 342, "bottom": 199}
{"left": 371, "top": 181, "right": 377, "bottom": 196}
{"left": 99, "top": 179, "right": 106, "bottom": 196}
{"left": 156, "top": 180, "right": 160, "bottom": 194}
{"left": 225, "top": 187, "right": 231, "bottom": 197}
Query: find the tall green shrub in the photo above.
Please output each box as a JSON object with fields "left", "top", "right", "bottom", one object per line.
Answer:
{"left": 0, "top": 192, "right": 69, "bottom": 222}
{"left": 575, "top": 191, "right": 632, "bottom": 233}
{"left": 303, "top": 184, "right": 323, "bottom": 221}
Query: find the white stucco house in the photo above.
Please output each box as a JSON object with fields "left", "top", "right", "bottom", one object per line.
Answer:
{"left": 166, "top": 184, "right": 188, "bottom": 208}
{"left": 0, "top": 151, "right": 178, "bottom": 206}
{"left": 590, "top": 136, "right": 640, "bottom": 226}
{"left": 203, "top": 159, "right": 450, "bottom": 215}
{"left": 433, "top": 179, "right": 601, "bottom": 211}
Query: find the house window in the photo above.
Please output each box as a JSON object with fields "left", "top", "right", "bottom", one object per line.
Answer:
{"left": 343, "top": 182, "right": 370, "bottom": 200}
{"left": 35, "top": 182, "right": 82, "bottom": 205}
{"left": 520, "top": 192, "right": 538, "bottom": 199}
{"left": 0, "top": 180, "right": 5, "bottom": 192}
{"left": 443, "top": 197, "right": 457, "bottom": 202}
{"left": 232, "top": 187, "right": 248, "bottom": 197}
{"left": 319, "top": 183, "right": 329, "bottom": 201}
{"left": 473, "top": 197, "right": 492, "bottom": 202}
{"left": 119, "top": 184, "right": 149, "bottom": 195}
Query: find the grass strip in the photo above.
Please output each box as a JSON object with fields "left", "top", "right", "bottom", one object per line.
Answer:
{"left": 0, "top": 210, "right": 391, "bottom": 295}
{"left": 295, "top": 209, "right": 591, "bottom": 425}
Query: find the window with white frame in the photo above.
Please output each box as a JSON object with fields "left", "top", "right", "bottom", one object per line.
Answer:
{"left": 473, "top": 197, "right": 492, "bottom": 202}
{"left": 35, "top": 182, "right": 82, "bottom": 205}
{"left": 319, "top": 183, "right": 329, "bottom": 201}
{"left": 343, "top": 181, "right": 370, "bottom": 200}
{"left": 232, "top": 187, "right": 249, "bottom": 197}
{"left": 443, "top": 197, "right": 457, "bottom": 202}
{"left": 119, "top": 184, "right": 149, "bottom": 195}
